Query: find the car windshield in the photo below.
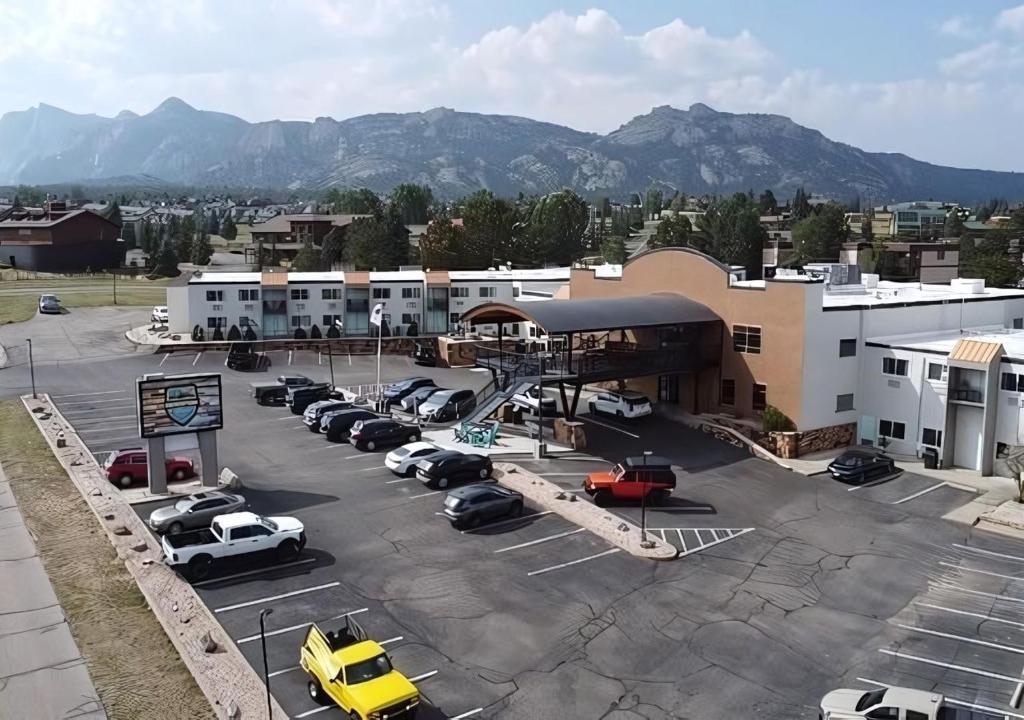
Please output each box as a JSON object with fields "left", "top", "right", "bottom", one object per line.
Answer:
{"left": 344, "top": 654, "right": 392, "bottom": 685}
{"left": 625, "top": 397, "right": 649, "bottom": 407}
{"left": 611, "top": 463, "right": 626, "bottom": 480}
{"left": 174, "top": 498, "right": 194, "bottom": 512}
{"left": 855, "top": 689, "right": 886, "bottom": 711}
{"left": 391, "top": 446, "right": 410, "bottom": 458}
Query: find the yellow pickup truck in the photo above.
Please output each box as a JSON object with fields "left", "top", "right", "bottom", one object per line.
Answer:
{"left": 300, "top": 616, "right": 420, "bottom": 720}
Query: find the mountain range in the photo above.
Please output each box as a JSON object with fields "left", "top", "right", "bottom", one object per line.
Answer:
{"left": 2, "top": 97, "right": 1023, "bottom": 203}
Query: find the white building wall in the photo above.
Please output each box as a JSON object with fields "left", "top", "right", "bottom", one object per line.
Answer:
{"left": 800, "top": 286, "right": 861, "bottom": 430}
{"left": 166, "top": 286, "right": 190, "bottom": 334}
{"left": 858, "top": 345, "right": 934, "bottom": 456}
{"left": 370, "top": 282, "right": 424, "bottom": 336}
{"left": 190, "top": 283, "right": 261, "bottom": 336}
{"left": 996, "top": 362, "right": 1024, "bottom": 447}
{"left": 286, "top": 282, "right": 344, "bottom": 334}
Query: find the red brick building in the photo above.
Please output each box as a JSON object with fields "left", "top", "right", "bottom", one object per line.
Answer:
{"left": 0, "top": 203, "right": 122, "bottom": 272}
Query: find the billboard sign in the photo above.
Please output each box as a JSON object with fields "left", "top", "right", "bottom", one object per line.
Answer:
{"left": 137, "top": 373, "right": 223, "bottom": 439}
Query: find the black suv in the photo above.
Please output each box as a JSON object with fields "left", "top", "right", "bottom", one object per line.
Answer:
{"left": 827, "top": 449, "right": 896, "bottom": 483}
{"left": 287, "top": 384, "right": 332, "bottom": 415}
{"left": 349, "top": 418, "right": 421, "bottom": 451}
{"left": 323, "top": 409, "right": 381, "bottom": 442}
{"left": 415, "top": 451, "right": 493, "bottom": 489}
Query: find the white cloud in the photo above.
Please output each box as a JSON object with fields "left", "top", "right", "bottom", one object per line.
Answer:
{"left": 938, "top": 15, "right": 974, "bottom": 38}
{"left": 997, "top": 3, "right": 1024, "bottom": 35}
{"left": 940, "top": 41, "right": 1024, "bottom": 77}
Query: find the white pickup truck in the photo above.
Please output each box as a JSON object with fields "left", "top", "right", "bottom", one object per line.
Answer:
{"left": 821, "top": 686, "right": 1001, "bottom": 720}
{"left": 161, "top": 511, "right": 306, "bottom": 581}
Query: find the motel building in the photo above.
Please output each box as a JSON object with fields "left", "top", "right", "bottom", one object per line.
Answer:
{"left": 459, "top": 247, "right": 1024, "bottom": 477}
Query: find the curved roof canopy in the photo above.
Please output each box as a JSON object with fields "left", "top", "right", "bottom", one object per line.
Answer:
{"left": 461, "top": 293, "right": 718, "bottom": 334}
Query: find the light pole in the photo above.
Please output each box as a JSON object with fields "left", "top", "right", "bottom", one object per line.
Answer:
{"left": 26, "top": 338, "right": 36, "bottom": 399}
{"left": 259, "top": 608, "right": 274, "bottom": 719}
{"left": 640, "top": 450, "right": 655, "bottom": 548}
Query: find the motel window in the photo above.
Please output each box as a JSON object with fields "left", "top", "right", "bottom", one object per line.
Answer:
{"left": 401, "top": 313, "right": 419, "bottom": 325}
{"left": 1014, "top": 318, "right": 1024, "bottom": 330}
{"left": 479, "top": 287, "right": 497, "bottom": 298}
{"left": 836, "top": 394, "right": 854, "bottom": 412}
{"left": 839, "top": 339, "right": 856, "bottom": 357}
{"left": 752, "top": 383, "right": 767, "bottom": 412}
{"left": 936, "top": 250, "right": 945, "bottom": 261}
{"left": 205, "top": 290, "right": 223, "bottom": 302}
{"left": 450, "top": 287, "right": 469, "bottom": 298}
{"left": 323, "top": 314, "right": 342, "bottom": 328}
{"left": 927, "top": 363, "right": 945, "bottom": 381}
{"left": 1002, "top": 372, "right": 1024, "bottom": 392}
{"left": 238, "top": 289, "right": 259, "bottom": 301}
{"left": 878, "top": 419, "right": 906, "bottom": 440}
{"left": 322, "top": 288, "right": 342, "bottom": 300}
{"left": 732, "top": 325, "right": 761, "bottom": 354}
{"left": 290, "top": 315, "right": 311, "bottom": 328}
{"left": 206, "top": 317, "right": 226, "bottom": 329}
{"left": 882, "top": 357, "right": 908, "bottom": 376}
{"left": 921, "top": 428, "right": 943, "bottom": 447}
{"left": 401, "top": 287, "right": 421, "bottom": 299}
{"left": 449, "top": 313, "right": 461, "bottom": 325}
{"left": 239, "top": 316, "right": 250, "bottom": 327}
{"left": 290, "top": 288, "right": 309, "bottom": 300}
{"left": 720, "top": 379, "right": 735, "bottom": 406}
{"left": 372, "top": 287, "right": 391, "bottom": 299}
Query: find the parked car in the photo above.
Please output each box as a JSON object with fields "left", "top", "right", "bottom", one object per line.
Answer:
{"left": 161, "top": 511, "right": 305, "bottom": 581}
{"left": 398, "top": 385, "right": 444, "bottom": 413}
{"left": 827, "top": 448, "right": 896, "bottom": 483}
{"left": 349, "top": 419, "right": 421, "bottom": 451}
{"left": 441, "top": 483, "right": 524, "bottom": 529}
{"left": 38, "top": 294, "right": 61, "bottom": 314}
{"left": 227, "top": 342, "right": 263, "bottom": 371}
{"left": 287, "top": 383, "right": 333, "bottom": 415}
{"left": 384, "top": 441, "right": 447, "bottom": 477}
{"left": 381, "top": 377, "right": 436, "bottom": 406}
{"left": 511, "top": 384, "right": 557, "bottom": 415}
{"left": 302, "top": 399, "right": 351, "bottom": 432}
{"left": 300, "top": 615, "right": 419, "bottom": 718}
{"left": 417, "top": 388, "right": 477, "bottom": 423}
{"left": 323, "top": 409, "right": 382, "bottom": 442}
{"left": 415, "top": 451, "right": 493, "bottom": 489}
{"left": 151, "top": 305, "right": 169, "bottom": 323}
{"left": 583, "top": 456, "right": 676, "bottom": 506}
{"left": 412, "top": 341, "right": 437, "bottom": 366}
{"left": 147, "top": 490, "right": 246, "bottom": 535}
{"left": 250, "top": 375, "right": 313, "bottom": 405}
{"left": 588, "top": 390, "right": 653, "bottom": 419}
{"left": 103, "top": 448, "right": 194, "bottom": 488}
{"left": 820, "top": 685, "right": 960, "bottom": 719}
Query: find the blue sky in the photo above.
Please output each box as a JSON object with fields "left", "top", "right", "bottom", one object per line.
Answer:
{"left": 0, "top": 1, "right": 1022, "bottom": 171}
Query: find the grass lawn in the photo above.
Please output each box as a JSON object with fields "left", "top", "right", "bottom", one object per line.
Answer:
{"left": 0, "top": 400, "right": 213, "bottom": 719}
{"left": 0, "top": 276, "right": 170, "bottom": 325}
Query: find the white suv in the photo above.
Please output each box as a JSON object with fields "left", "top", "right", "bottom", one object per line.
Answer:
{"left": 151, "top": 305, "right": 169, "bottom": 323}
{"left": 588, "top": 391, "right": 653, "bottom": 419}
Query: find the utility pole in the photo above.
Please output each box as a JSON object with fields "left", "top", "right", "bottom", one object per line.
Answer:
{"left": 26, "top": 338, "right": 36, "bottom": 399}
{"left": 112, "top": 269, "right": 117, "bottom": 305}
{"left": 259, "top": 608, "right": 274, "bottom": 719}
{"left": 327, "top": 342, "right": 335, "bottom": 388}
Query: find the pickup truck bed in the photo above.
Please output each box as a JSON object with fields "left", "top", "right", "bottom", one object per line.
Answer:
{"left": 939, "top": 708, "right": 1001, "bottom": 720}
{"left": 164, "top": 528, "right": 216, "bottom": 550}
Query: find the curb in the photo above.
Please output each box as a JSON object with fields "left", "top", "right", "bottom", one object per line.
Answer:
{"left": 495, "top": 463, "right": 679, "bottom": 560}
{"left": 22, "top": 394, "right": 288, "bottom": 720}
{"left": 0, "top": 343, "right": 7, "bottom": 369}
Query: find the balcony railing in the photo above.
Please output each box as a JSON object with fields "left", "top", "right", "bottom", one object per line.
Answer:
{"left": 950, "top": 388, "right": 984, "bottom": 404}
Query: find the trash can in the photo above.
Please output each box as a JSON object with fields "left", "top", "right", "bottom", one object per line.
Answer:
{"left": 923, "top": 447, "right": 939, "bottom": 470}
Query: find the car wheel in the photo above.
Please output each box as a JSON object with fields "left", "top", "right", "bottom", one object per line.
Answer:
{"left": 438, "top": 477, "right": 449, "bottom": 489}
{"left": 349, "top": 711, "right": 363, "bottom": 720}
{"left": 366, "top": 440, "right": 376, "bottom": 451}
{"left": 168, "top": 521, "right": 184, "bottom": 535}
{"left": 277, "top": 539, "right": 300, "bottom": 562}
{"left": 463, "top": 513, "right": 480, "bottom": 529}
{"left": 119, "top": 474, "right": 133, "bottom": 488}
{"left": 479, "top": 467, "right": 490, "bottom": 479}
{"left": 172, "top": 468, "right": 186, "bottom": 482}
{"left": 408, "top": 433, "right": 419, "bottom": 443}
{"left": 307, "top": 679, "right": 328, "bottom": 706}
{"left": 187, "top": 555, "right": 212, "bottom": 582}
{"left": 593, "top": 490, "right": 612, "bottom": 507}
{"left": 508, "top": 501, "right": 523, "bottom": 517}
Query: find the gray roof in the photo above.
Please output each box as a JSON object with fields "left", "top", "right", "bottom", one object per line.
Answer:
{"left": 462, "top": 293, "right": 718, "bottom": 334}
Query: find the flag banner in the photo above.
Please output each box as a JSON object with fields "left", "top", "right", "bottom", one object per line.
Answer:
{"left": 370, "top": 303, "right": 384, "bottom": 327}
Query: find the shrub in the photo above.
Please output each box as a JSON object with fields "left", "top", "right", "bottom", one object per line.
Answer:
{"left": 762, "top": 405, "right": 794, "bottom": 432}
{"left": 227, "top": 325, "right": 242, "bottom": 341}
{"left": 212, "top": 326, "right": 224, "bottom": 341}
{"left": 310, "top": 324, "right": 322, "bottom": 339}
{"left": 294, "top": 327, "right": 307, "bottom": 340}
{"left": 326, "top": 324, "right": 341, "bottom": 338}
{"left": 243, "top": 326, "right": 257, "bottom": 341}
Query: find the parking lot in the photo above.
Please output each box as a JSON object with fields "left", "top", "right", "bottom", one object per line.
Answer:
{"left": 8, "top": 344, "right": 1024, "bottom": 718}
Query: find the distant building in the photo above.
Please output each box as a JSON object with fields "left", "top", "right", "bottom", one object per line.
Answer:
{"left": 873, "top": 201, "right": 949, "bottom": 238}
{"left": 245, "top": 213, "right": 372, "bottom": 265}
{"left": 0, "top": 202, "right": 122, "bottom": 272}
{"left": 840, "top": 240, "right": 959, "bottom": 283}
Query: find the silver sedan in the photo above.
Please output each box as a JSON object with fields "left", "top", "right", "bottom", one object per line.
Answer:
{"left": 147, "top": 490, "right": 246, "bottom": 534}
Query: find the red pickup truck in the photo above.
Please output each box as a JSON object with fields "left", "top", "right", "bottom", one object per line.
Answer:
{"left": 583, "top": 455, "right": 676, "bottom": 506}
{"left": 104, "top": 448, "right": 195, "bottom": 488}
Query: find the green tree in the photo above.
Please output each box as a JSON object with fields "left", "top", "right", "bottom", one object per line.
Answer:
{"left": 696, "top": 193, "right": 766, "bottom": 277}
{"left": 600, "top": 234, "right": 626, "bottom": 264}
{"left": 1010, "top": 206, "right": 1024, "bottom": 230}
{"left": 220, "top": 214, "right": 238, "bottom": 240}
{"left": 327, "top": 188, "right": 382, "bottom": 215}
{"left": 791, "top": 202, "right": 850, "bottom": 262}
{"left": 960, "top": 235, "right": 1023, "bottom": 287}
{"left": 153, "top": 240, "right": 180, "bottom": 277}
{"left": 644, "top": 189, "right": 663, "bottom": 221}
{"left": 792, "top": 187, "right": 812, "bottom": 222}
{"left": 516, "top": 190, "right": 589, "bottom": 266}
{"left": 459, "top": 190, "right": 517, "bottom": 267}
{"left": 649, "top": 213, "right": 692, "bottom": 249}
{"left": 14, "top": 185, "right": 46, "bottom": 206}
{"left": 669, "top": 193, "right": 688, "bottom": 213}
{"left": 291, "top": 240, "right": 322, "bottom": 272}
{"left": 390, "top": 184, "right": 434, "bottom": 225}
{"left": 342, "top": 209, "right": 409, "bottom": 269}
{"left": 140, "top": 219, "right": 158, "bottom": 255}
{"left": 206, "top": 210, "right": 219, "bottom": 235}
{"left": 320, "top": 227, "right": 346, "bottom": 269}
{"left": 419, "top": 213, "right": 466, "bottom": 268}
{"left": 757, "top": 189, "right": 778, "bottom": 215}
{"left": 190, "top": 230, "right": 213, "bottom": 265}
{"left": 174, "top": 214, "right": 193, "bottom": 261}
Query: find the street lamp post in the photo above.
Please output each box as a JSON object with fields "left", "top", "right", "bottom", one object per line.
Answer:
{"left": 640, "top": 450, "right": 655, "bottom": 548}
{"left": 259, "top": 608, "right": 274, "bottom": 719}
{"left": 26, "top": 338, "right": 36, "bottom": 399}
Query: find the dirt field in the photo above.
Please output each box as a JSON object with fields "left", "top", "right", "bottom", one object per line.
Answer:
{"left": 0, "top": 275, "right": 169, "bottom": 325}
{"left": 0, "top": 400, "right": 213, "bottom": 720}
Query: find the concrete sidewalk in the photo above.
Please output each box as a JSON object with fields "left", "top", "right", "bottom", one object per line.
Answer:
{"left": 0, "top": 465, "right": 106, "bottom": 720}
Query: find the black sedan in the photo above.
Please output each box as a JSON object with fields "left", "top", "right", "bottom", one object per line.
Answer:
{"left": 349, "top": 418, "right": 421, "bottom": 451}
{"left": 441, "top": 483, "right": 523, "bottom": 529}
{"left": 323, "top": 409, "right": 381, "bottom": 441}
{"left": 415, "top": 451, "right": 493, "bottom": 489}
{"left": 827, "top": 448, "right": 896, "bottom": 483}
{"left": 382, "top": 377, "right": 436, "bottom": 404}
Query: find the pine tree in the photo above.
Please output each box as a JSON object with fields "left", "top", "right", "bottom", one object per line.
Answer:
{"left": 220, "top": 214, "right": 238, "bottom": 240}
{"left": 153, "top": 240, "right": 180, "bottom": 277}
{"left": 190, "top": 230, "right": 213, "bottom": 265}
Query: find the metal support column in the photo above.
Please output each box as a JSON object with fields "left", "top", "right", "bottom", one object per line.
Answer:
{"left": 569, "top": 383, "right": 583, "bottom": 418}
{"left": 147, "top": 436, "right": 167, "bottom": 495}
{"left": 558, "top": 381, "right": 569, "bottom": 418}
{"left": 198, "top": 431, "right": 219, "bottom": 487}
{"left": 497, "top": 323, "right": 504, "bottom": 390}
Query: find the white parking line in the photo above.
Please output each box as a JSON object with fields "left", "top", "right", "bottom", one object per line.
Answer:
{"left": 159, "top": 354, "right": 169, "bottom": 366}
{"left": 408, "top": 490, "right": 441, "bottom": 500}
{"left": 51, "top": 390, "right": 125, "bottom": 399}
{"left": 930, "top": 580, "right": 1024, "bottom": 605}
{"left": 236, "top": 608, "right": 368, "bottom": 644}
{"left": 580, "top": 415, "right": 640, "bottom": 439}
{"left": 495, "top": 527, "right": 586, "bottom": 554}
{"left": 408, "top": 670, "right": 438, "bottom": 683}
{"left": 878, "top": 649, "right": 1019, "bottom": 682}
{"left": 527, "top": 548, "right": 620, "bottom": 576}
{"left": 953, "top": 542, "right": 1024, "bottom": 564}
{"left": 385, "top": 477, "right": 416, "bottom": 484}
{"left": 856, "top": 678, "right": 1024, "bottom": 720}
{"left": 892, "top": 481, "right": 949, "bottom": 504}
{"left": 914, "top": 602, "right": 1024, "bottom": 630}
{"left": 676, "top": 528, "right": 755, "bottom": 558}
{"left": 379, "top": 636, "right": 403, "bottom": 645}
{"left": 896, "top": 623, "right": 1024, "bottom": 654}
{"left": 273, "top": 416, "right": 299, "bottom": 421}
{"left": 450, "top": 710, "right": 484, "bottom": 720}
{"left": 77, "top": 425, "right": 138, "bottom": 435}
{"left": 460, "top": 510, "right": 554, "bottom": 534}
{"left": 296, "top": 706, "right": 331, "bottom": 718}
{"left": 267, "top": 664, "right": 300, "bottom": 678}
{"left": 192, "top": 352, "right": 203, "bottom": 366}
{"left": 845, "top": 472, "right": 902, "bottom": 491}
{"left": 939, "top": 561, "right": 1024, "bottom": 582}
{"left": 214, "top": 581, "right": 340, "bottom": 613}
